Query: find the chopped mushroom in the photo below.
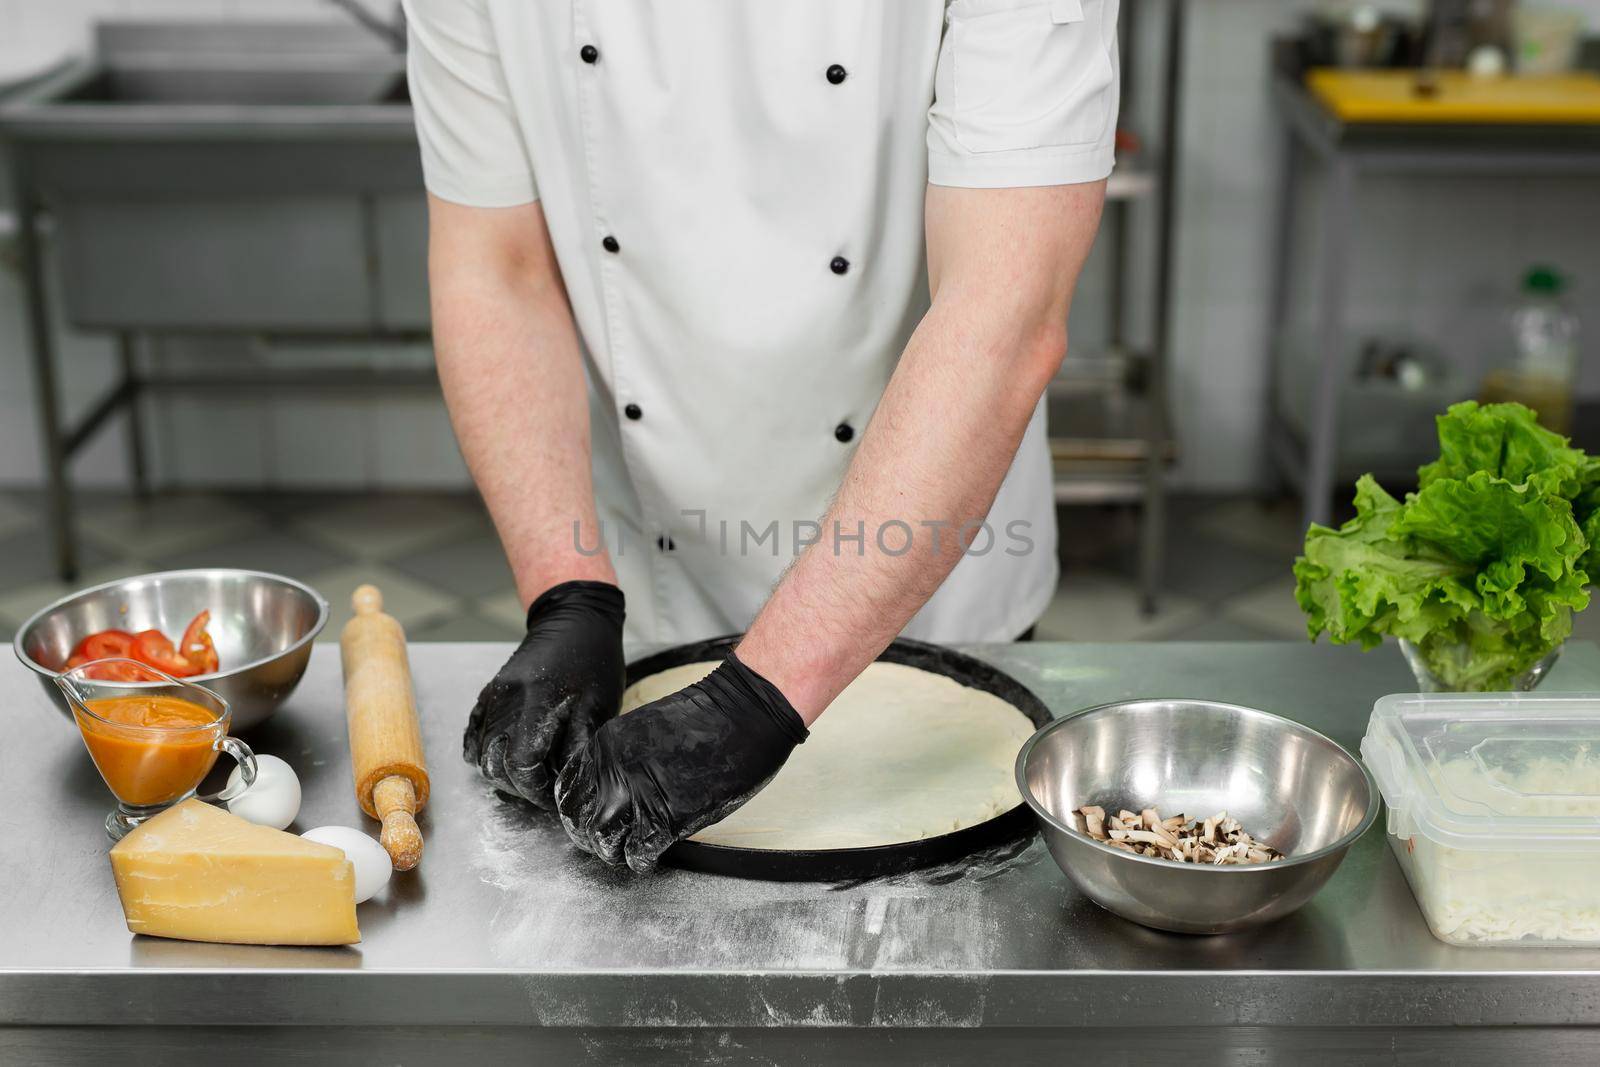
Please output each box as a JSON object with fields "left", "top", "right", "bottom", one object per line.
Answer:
{"left": 1072, "top": 805, "right": 1287, "bottom": 866}
{"left": 1081, "top": 805, "right": 1105, "bottom": 839}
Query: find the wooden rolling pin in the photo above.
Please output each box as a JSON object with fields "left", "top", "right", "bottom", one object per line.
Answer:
{"left": 341, "top": 585, "right": 430, "bottom": 871}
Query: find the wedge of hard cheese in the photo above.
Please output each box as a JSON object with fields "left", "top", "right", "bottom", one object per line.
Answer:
{"left": 110, "top": 799, "right": 360, "bottom": 945}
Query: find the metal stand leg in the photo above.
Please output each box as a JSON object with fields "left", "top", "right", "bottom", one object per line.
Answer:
{"left": 1263, "top": 133, "right": 1300, "bottom": 499}
{"left": 13, "top": 166, "right": 77, "bottom": 581}
{"left": 1139, "top": 0, "right": 1185, "bottom": 618}
{"left": 1302, "top": 158, "right": 1356, "bottom": 531}
{"left": 1106, "top": 0, "right": 1133, "bottom": 352}
{"left": 1139, "top": 352, "right": 1168, "bottom": 617}
{"left": 1107, "top": 201, "right": 1128, "bottom": 353}
{"left": 120, "top": 333, "right": 150, "bottom": 499}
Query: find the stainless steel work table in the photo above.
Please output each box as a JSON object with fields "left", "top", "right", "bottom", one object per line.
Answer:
{"left": 9, "top": 640, "right": 1600, "bottom": 1064}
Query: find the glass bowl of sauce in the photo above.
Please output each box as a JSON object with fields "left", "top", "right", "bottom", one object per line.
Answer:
{"left": 55, "top": 659, "right": 258, "bottom": 839}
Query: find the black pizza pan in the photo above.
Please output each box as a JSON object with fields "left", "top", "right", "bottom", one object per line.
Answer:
{"left": 625, "top": 635, "right": 1054, "bottom": 882}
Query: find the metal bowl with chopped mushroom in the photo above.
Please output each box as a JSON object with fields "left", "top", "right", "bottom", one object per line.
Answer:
{"left": 1016, "top": 698, "right": 1378, "bottom": 935}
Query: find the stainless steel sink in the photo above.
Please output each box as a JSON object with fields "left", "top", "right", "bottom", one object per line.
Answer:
{"left": 57, "top": 64, "right": 406, "bottom": 107}
{"left": 0, "top": 20, "right": 425, "bottom": 333}
{"left": 0, "top": 21, "right": 413, "bottom": 136}
{"left": 2, "top": 19, "right": 436, "bottom": 586}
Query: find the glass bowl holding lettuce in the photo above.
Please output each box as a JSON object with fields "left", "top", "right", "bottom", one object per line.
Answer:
{"left": 1295, "top": 401, "right": 1599, "bottom": 693}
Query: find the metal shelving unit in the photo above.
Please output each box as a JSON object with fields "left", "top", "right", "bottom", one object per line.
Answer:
{"left": 1264, "top": 36, "right": 1600, "bottom": 530}
{"left": 1048, "top": 0, "right": 1186, "bottom": 615}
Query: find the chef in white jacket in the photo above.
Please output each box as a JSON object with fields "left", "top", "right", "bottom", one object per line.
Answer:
{"left": 404, "top": 0, "right": 1120, "bottom": 871}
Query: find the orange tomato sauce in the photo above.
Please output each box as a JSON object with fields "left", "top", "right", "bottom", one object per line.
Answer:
{"left": 75, "top": 695, "right": 221, "bottom": 807}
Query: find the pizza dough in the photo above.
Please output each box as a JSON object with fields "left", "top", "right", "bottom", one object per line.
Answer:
{"left": 621, "top": 660, "right": 1037, "bottom": 851}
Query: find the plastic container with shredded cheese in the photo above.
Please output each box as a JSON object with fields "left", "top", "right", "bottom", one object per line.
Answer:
{"left": 1363, "top": 692, "right": 1600, "bottom": 946}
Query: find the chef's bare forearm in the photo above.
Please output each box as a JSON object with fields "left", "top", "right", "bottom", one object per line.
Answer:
{"left": 426, "top": 195, "right": 616, "bottom": 606}
{"left": 737, "top": 182, "right": 1105, "bottom": 722}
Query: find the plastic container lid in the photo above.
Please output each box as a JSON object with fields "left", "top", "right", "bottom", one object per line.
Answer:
{"left": 1362, "top": 692, "right": 1600, "bottom": 851}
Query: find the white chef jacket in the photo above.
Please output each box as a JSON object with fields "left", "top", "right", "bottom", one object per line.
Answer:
{"left": 403, "top": 0, "right": 1120, "bottom": 644}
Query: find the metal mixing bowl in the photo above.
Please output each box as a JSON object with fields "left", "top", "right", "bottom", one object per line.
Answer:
{"left": 1017, "top": 698, "right": 1378, "bottom": 935}
{"left": 13, "top": 568, "right": 328, "bottom": 732}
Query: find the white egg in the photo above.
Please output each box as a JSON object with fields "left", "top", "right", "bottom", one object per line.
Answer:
{"left": 301, "top": 825, "right": 391, "bottom": 904}
{"left": 226, "top": 754, "right": 302, "bottom": 830}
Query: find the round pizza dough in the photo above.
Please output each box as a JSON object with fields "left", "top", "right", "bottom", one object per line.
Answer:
{"left": 621, "top": 660, "right": 1037, "bottom": 851}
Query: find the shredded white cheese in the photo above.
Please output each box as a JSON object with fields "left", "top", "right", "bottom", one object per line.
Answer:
{"left": 1398, "top": 752, "right": 1600, "bottom": 945}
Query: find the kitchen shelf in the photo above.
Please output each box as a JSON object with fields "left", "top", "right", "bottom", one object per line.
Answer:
{"left": 1265, "top": 36, "right": 1600, "bottom": 529}
{"left": 1048, "top": 0, "right": 1185, "bottom": 616}
{"left": 1048, "top": 354, "right": 1178, "bottom": 506}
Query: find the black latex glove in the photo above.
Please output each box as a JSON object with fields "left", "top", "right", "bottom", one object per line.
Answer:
{"left": 554, "top": 651, "right": 808, "bottom": 873}
{"left": 463, "top": 580, "right": 625, "bottom": 809}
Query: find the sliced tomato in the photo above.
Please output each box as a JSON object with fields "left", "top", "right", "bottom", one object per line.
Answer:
{"left": 178, "top": 611, "right": 218, "bottom": 675}
{"left": 65, "top": 616, "right": 220, "bottom": 680}
{"left": 94, "top": 660, "right": 151, "bottom": 682}
{"left": 71, "top": 629, "right": 136, "bottom": 663}
{"left": 63, "top": 629, "right": 138, "bottom": 676}
{"left": 64, "top": 656, "right": 149, "bottom": 682}
{"left": 131, "top": 629, "right": 197, "bottom": 677}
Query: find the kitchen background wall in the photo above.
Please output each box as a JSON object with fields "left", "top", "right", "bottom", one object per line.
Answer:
{"left": 1, "top": 0, "right": 1598, "bottom": 494}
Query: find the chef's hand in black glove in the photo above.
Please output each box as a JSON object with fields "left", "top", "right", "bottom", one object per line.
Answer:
{"left": 463, "top": 580, "right": 625, "bottom": 809}
{"left": 554, "top": 652, "right": 808, "bottom": 873}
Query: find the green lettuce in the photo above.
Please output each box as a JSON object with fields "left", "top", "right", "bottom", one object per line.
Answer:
{"left": 1418, "top": 400, "right": 1600, "bottom": 500}
{"left": 1294, "top": 402, "right": 1594, "bottom": 691}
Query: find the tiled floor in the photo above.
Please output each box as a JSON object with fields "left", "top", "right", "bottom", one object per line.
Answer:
{"left": 0, "top": 488, "right": 1327, "bottom": 646}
